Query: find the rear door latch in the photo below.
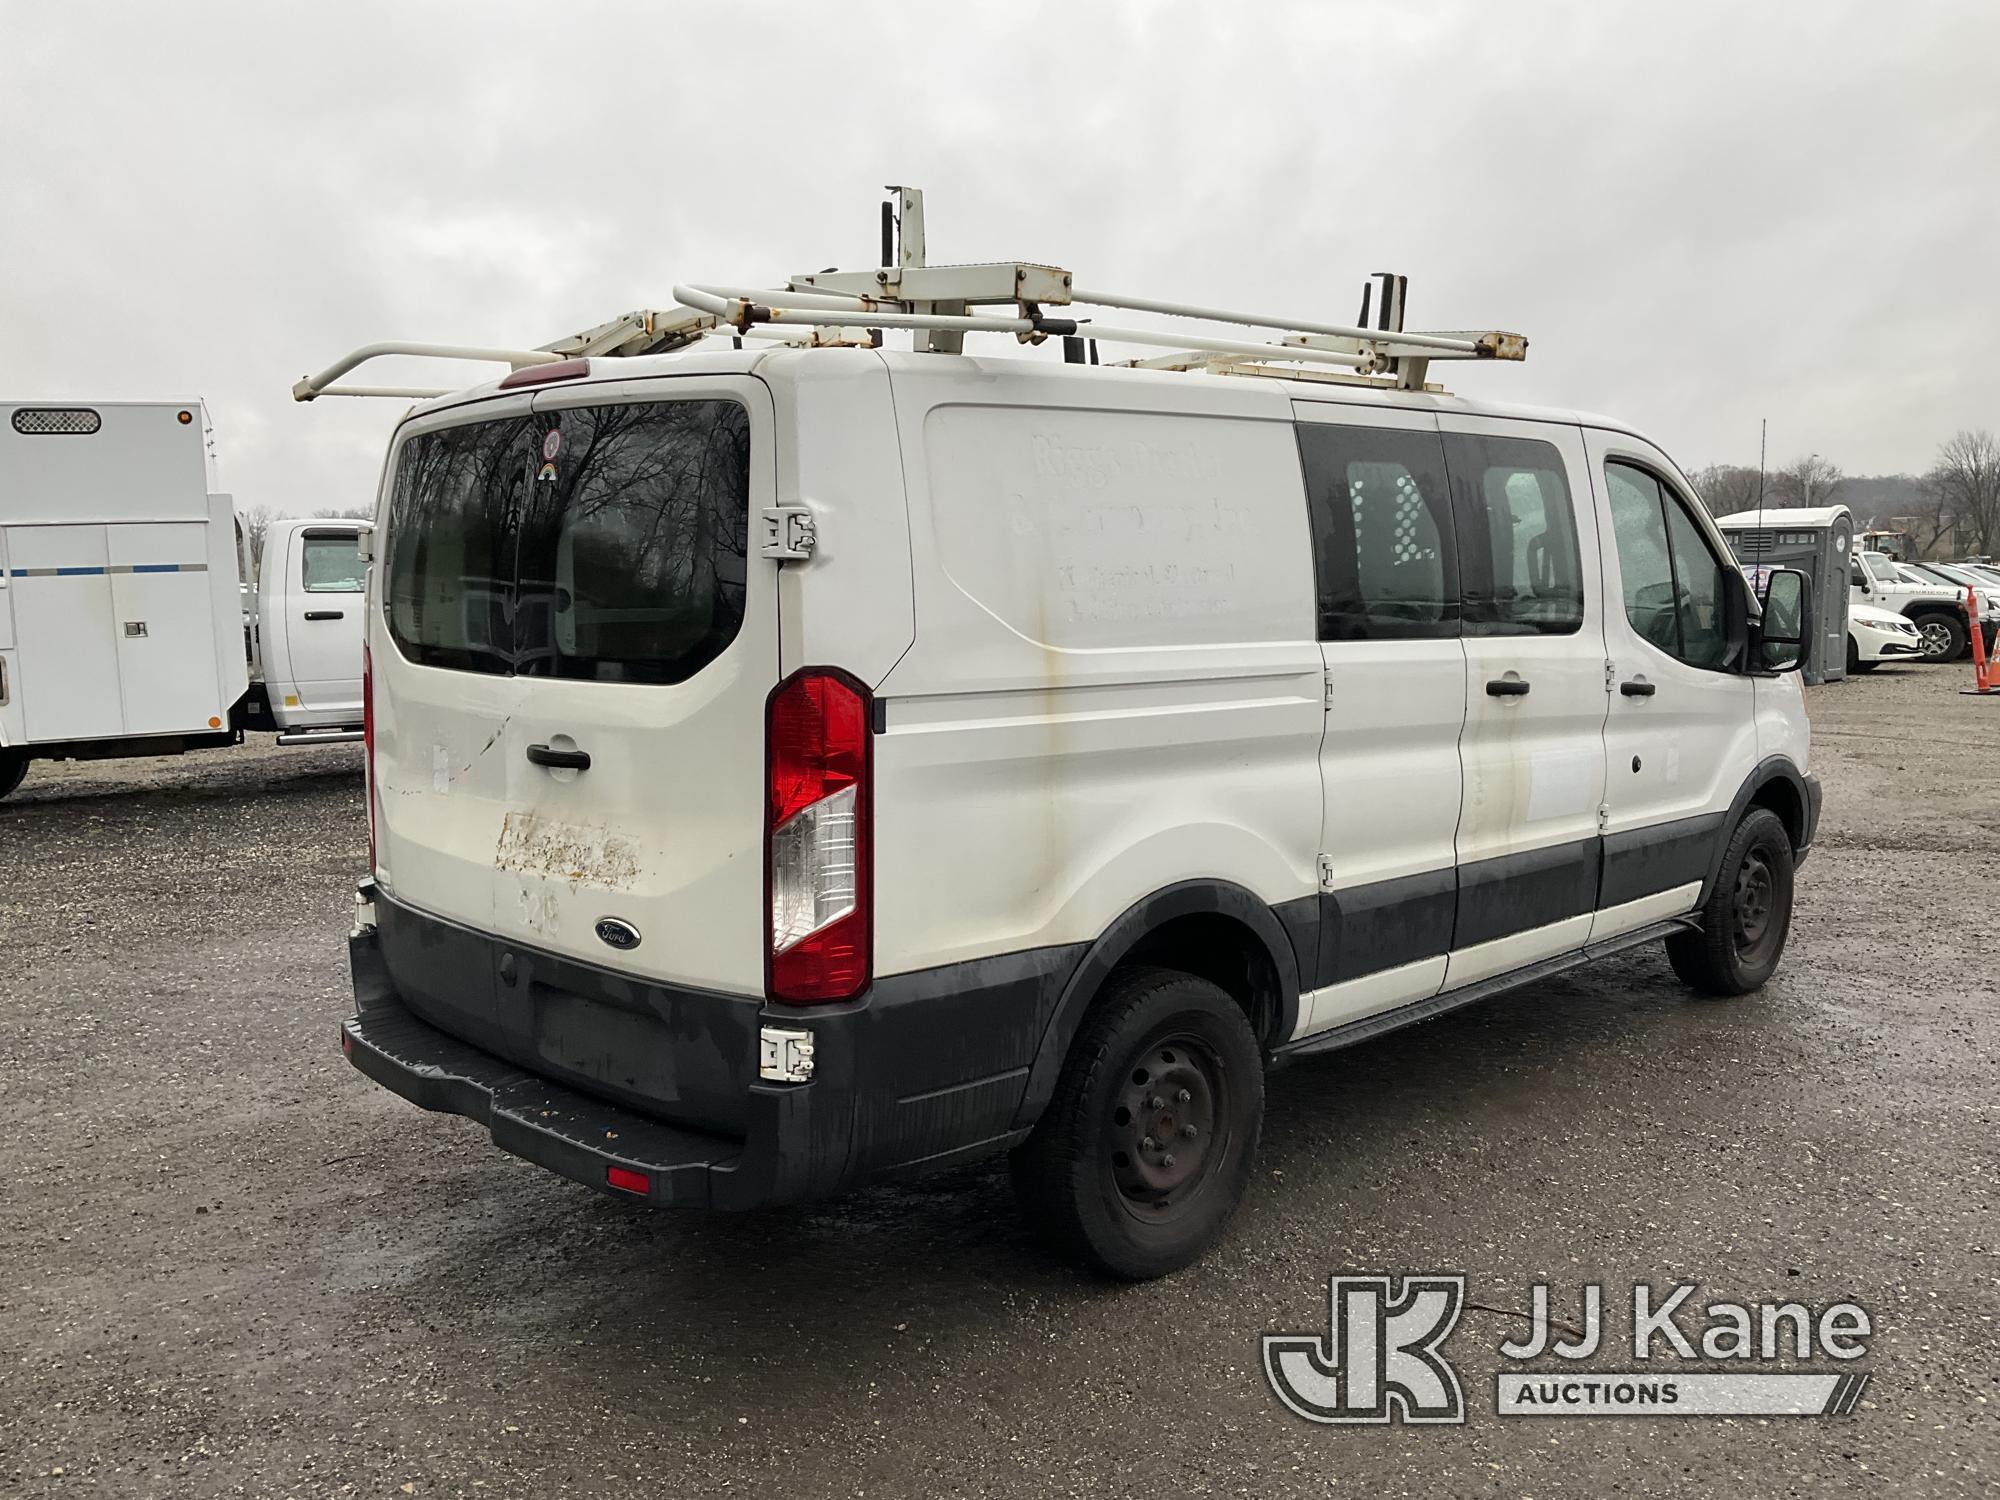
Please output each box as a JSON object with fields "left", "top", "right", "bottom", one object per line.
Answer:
{"left": 760, "top": 505, "right": 817, "bottom": 561}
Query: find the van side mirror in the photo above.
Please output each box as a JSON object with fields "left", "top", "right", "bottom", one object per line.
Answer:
{"left": 1757, "top": 568, "right": 1809, "bottom": 672}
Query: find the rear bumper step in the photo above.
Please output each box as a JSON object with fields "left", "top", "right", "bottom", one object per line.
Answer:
{"left": 342, "top": 987, "right": 743, "bottom": 1208}
{"left": 342, "top": 890, "right": 1077, "bottom": 1208}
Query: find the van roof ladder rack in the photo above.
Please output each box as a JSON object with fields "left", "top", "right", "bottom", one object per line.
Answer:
{"left": 293, "top": 187, "right": 1525, "bottom": 402}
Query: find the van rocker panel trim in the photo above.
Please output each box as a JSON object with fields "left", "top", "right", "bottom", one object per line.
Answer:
{"left": 1318, "top": 866, "right": 1456, "bottom": 986}
{"left": 1454, "top": 836, "right": 1601, "bottom": 950}
{"left": 1599, "top": 812, "right": 1727, "bottom": 910}
{"left": 1277, "top": 917, "right": 1696, "bottom": 1061}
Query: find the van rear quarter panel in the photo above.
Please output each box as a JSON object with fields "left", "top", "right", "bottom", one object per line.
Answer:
{"left": 872, "top": 362, "right": 1323, "bottom": 976}
{"left": 770, "top": 351, "right": 915, "bottom": 687}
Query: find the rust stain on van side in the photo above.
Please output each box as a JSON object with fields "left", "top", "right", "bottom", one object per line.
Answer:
{"left": 495, "top": 810, "right": 641, "bottom": 892}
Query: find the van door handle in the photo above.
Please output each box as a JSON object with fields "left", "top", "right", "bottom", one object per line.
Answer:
{"left": 1620, "top": 679, "right": 1657, "bottom": 697}
{"left": 525, "top": 743, "right": 591, "bottom": 771}
{"left": 1485, "top": 677, "right": 1531, "bottom": 697}
{"left": 303, "top": 610, "right": 345, "bottom": 621}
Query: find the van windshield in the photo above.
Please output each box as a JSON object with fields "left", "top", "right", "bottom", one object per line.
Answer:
{"left": 383, "top": 399, "right": 750, "bottom": 683}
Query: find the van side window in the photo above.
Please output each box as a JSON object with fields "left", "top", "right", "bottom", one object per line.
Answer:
{"left": 1295, "top": 424, "right": 1458, "bottom": 640}
{"left": 1604, "top": 461, "right": 1736, "bottom": 670}
{"left": 301, "top": 533, "right": 366, "bottom": 593}
{"left": 1443, "top": 434, "right": 1583, "bottom": 635}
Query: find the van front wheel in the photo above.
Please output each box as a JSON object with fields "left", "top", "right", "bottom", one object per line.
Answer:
{"left": 1666, "top": 807, "right": 1796, "bottom": 996}
{"left": 1009, "top": 965, "right": 1263, "bottom": 1280}
{"left": 0, "top": 750, "right": 27, "bottom": 801}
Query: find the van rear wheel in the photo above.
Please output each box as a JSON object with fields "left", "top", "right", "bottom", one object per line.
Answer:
{"left": 1666, "top": 807, "right": 1795, "bottom": 996}
{"left": 0, "top": 750, "right": 27, "bottom": 801}
{"left": 1009, "top": 965, "right": 1262, "bottom": 1280}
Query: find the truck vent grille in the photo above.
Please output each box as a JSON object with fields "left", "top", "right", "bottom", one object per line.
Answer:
{"left": 12, "top": 407, "right": 102, "bottom": 435}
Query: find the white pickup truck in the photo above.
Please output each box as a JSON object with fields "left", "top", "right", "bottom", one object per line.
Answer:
{"left": 1849, "top": 548, "right": 1984, "bottom": 661}
{"left": 1, "top": 400, "right": 364, "bottom": 799}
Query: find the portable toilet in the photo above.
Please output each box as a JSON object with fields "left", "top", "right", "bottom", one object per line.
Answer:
{"left": 1712, "top": 505, "right": 1853, "bottom": 685}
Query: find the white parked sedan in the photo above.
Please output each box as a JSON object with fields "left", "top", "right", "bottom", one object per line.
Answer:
{"left": 1848, "top": 601, "right": 1926, "bottom": 672}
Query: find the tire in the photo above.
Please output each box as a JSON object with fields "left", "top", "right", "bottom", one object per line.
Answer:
{"left": 1913, "top": 611, "right": 1966, "bottom": 662}
{"left": 1850, "top": 660, "right": 1877, "bottom": 674}
{"left": 1666, "top": 807, "right": 1796, "bottom": 996}
{"left": 1009, "top": 965, "right": 1263, "bottom": 1280}
{"left": 1845, "top": 637, "right": 1861, "bottom": 675}
{"left": 0, "top": 750, "right": 27, "bottom": 801}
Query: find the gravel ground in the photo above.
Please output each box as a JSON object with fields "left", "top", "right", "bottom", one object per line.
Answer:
{"left": 4, "top": 670, "right": 1998, "bottom": 1498}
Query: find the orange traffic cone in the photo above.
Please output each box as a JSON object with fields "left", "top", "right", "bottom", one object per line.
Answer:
{"left": 1965, "top": 587, "right": 1999, "bottom": 696}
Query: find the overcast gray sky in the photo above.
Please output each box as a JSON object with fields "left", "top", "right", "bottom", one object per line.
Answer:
{"left": 4, "top": 1, "right": 1994, "bottom": 513}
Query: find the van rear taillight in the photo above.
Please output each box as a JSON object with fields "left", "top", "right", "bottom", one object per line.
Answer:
{"left": 766, "top": 668, "right": 871, "bottom": 1004}
{"left": 362, "top": 643, "right": 377, "bottom": 873}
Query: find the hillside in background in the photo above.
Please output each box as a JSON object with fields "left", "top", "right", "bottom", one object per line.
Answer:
{"left": 1832, "top": 474, "right": 1929, "bottom": 527}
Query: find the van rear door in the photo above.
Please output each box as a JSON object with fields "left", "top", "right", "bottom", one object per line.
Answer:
{"left": 372, "top": 376, "right": 777, "bottom": 996}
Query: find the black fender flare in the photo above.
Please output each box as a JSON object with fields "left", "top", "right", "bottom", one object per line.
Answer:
{"left": 1701, "top": 755, "right": 1815, "bottom": 901}
{"left": 1010, "top": 879, "right": 1303, "bottom": 1131}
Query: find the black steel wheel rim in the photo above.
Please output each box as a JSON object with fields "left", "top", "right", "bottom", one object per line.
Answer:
{"left": 1732, "top": 846, "right": 1780, "bottom": 962}
{"left": 1106, "top": 1031, "right": 1228, "bottom": 1223}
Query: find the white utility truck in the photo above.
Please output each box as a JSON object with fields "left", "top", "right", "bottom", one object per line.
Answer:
{"left": 0, "top": 400, "right": 365, "bottom": 799}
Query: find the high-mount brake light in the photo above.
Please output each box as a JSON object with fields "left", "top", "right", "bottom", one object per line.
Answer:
{"left": 497, "top": 357, "right": 590, "bottom": 390}
{"left": 766, "top": 668, "right": 872, "bottom": 1004}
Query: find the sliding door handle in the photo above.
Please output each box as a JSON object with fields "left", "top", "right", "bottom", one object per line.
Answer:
{"left": 303, "top": 609, "right": 346, "bottom": 621}
{"left": 525, "top": 743, "right": 591, "bottom": 771}
{"left": 1485, "top": 677, "right": 1531, "bottom": 697}
{"left": 1620, "top": 679, "right": 1657, "bottom": 697}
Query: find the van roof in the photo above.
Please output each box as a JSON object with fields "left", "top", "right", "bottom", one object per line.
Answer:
{"left": 402, "top": 343, "right": 1665, "bottom": 449}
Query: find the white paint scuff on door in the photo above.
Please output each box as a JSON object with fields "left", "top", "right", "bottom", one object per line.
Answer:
{"left": 494, "top": 810, "right": 642, "bottom": 892}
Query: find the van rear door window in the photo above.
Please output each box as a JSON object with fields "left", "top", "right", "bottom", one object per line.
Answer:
{"left": 384, "top": 400, "right": 750, "bottom": 683}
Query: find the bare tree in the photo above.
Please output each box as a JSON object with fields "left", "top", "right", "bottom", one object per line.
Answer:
{"left": 1769, "top": 453, "right": 1844, "bottom": 509}
{"left": 236, "top": 502, "right": 277, "bottom": 565}
{"left": 1926, "top": 429, "right": 2000, "bottom": 558}
{"left": 314, "top": 505, "right": 375, "bottom": 520}
{"left": 1691, "top": 463, "right": 1764, "bottom": 516}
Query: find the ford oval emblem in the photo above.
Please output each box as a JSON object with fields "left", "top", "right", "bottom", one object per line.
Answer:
{"left": 594, "top": 918, "right": 641, "bottom": 951}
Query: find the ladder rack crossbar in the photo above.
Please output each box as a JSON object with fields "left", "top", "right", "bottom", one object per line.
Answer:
{"left": 1072, "top": 289, "right": 1485, "bottom": 355}
{"left": 674, "top": 285, "right": 1372, "bottom": 370}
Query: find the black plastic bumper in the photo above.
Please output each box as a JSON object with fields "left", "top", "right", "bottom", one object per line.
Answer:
{"left": 343, "top": 889, "right": 1084, "bottom": 1208}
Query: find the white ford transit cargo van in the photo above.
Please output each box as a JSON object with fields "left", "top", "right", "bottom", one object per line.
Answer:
{"left": 317, "top": 203, "right": 1818, "bottom": 1277}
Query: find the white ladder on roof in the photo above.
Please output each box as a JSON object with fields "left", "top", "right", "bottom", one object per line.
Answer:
{"left": 293, "top": 186, "right": 1526, "bottom": 402}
